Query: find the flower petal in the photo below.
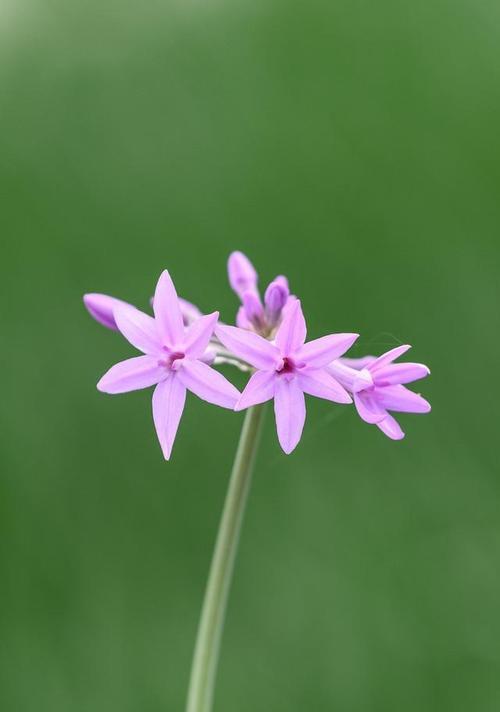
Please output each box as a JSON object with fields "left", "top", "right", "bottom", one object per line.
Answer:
{"left": 242, "top": 291, "right": 265, "bottom": 328}
{"left": 275, "top": 299, "right": 307, "bottom": 355}
{"left": 216, "top": 324, "right": 281, "bottom": 370}
{"left": 236, "top": 306, "right": 252, "bottom": 330}
{"left": 227, "top": 251, "right": 259, "bottom": 299}
{"left": 328, "top": 361, "right": 373, "bottom": 393}
{"left": 153, "top": 270, "right": 185, "bottom": 347}
{"left": 83, "top": 293, "right": 133, "bottom": 331}
{"left": 374, "top": 385, "right": 431, "bottom": 413}
{"left": 179, "top": 298, "right": 203, "bottom": 325}
{"left": 376, "top": 414, "right": 405, "bottom": 440}
{"left": 297, "top": 368, "right": 352, "bottom": 404}
{"left": 236, "top": 371, "right": 276, "bottom": 411}
{"left": 97, "top": 355, "right": 165, "bottom": 394}
{"left": 177, "top": 359, "right": 240, "bottom": 409}
{"left": 369, "top": 345, "right": 412, "bottom": 372}
{"left": 353, "top": 391, "right": 387, "bottom": 424}
{"left": 296, "top": 332, "right": 359, "bottom": 368}
{"left": 372, "top": 363, "right": 430, "bottom": 386}
{"left": 114, "top": 304, "right": 161, "bottom": 355}
{"left": 264, "top": 276, "right": 289, "bottom": 325}
{"left": 339, "top": 355, "right": 376, "bottom": 370}
{"left": 152, "top": 376, "right": 186, "bottom": 459}
{"left": 274, "top": 377, "right": 306, "bottom": 454}
{"left": 184, "top": 312, "right": 219, "bottom": 359}
{"left": 150, "top": 295, "right": 203, "bottom": 325}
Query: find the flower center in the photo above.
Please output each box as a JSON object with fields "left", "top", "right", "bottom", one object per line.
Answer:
{"left": 158, "top": 350, "right": 185, "bottom": 370}
{"left": 278, "top": 357, "right": 295, "bottom": 374}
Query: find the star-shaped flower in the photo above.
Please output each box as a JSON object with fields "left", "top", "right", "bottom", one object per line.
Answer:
{"left": 216, "top": 300, "right": 358, "bottom": 453}
{"left": 329, "top": 345, "right": 431, "bottom": 439}
{"left": 96, "top": 270, "right": 240, "bottom": 459}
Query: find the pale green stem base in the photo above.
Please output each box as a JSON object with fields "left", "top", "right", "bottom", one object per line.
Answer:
{"left": 185, "top": 406, "right": 265, "bottom": 712}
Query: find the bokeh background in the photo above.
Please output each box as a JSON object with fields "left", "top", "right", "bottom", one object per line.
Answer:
{"left": 1, "top": 0, "right": 499, "bottom": 710}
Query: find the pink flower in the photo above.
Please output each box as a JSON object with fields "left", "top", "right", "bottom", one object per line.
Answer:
{"left": 217, "top": 300, "right": 358, "bottom": 454}
{"left": 96, "top": 271, "right": 240, "bottom": 459}
{"left": 329, "top": 345, "right": 431, "bottom": 440}
{"left": 227, "top": 251, "right": 292, "bottom": 335}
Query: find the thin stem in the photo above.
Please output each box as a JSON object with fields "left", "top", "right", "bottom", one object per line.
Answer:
{"left": 186, "top": 405, "right": 266, "bottom": 712}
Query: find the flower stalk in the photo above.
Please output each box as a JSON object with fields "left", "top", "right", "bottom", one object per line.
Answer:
{"left": 186, "top": 405, "right": 265, "bottom": 712}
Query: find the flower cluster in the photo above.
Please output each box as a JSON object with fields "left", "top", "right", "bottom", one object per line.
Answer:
{"left": 84, "top": 252, "right": 430, "bottom": 458}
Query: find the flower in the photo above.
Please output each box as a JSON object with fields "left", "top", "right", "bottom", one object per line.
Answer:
{"left": 328, "top": 345, "right": 431, "bottom": 440}
{"left": 227, "top": 251, "right": 292, "bottom": 336}
{"left": 84, "top": 292, "right": 202, "bottom": 331}
{"left": 216, "top": 300, "right": 358, "bottom": 454}
{"left": 95, "top": 270, "right": 240, "bottom": 459}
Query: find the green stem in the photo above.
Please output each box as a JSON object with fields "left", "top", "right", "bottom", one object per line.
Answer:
{"left": 186, "top": 405, "right": 265, "bottom": 712}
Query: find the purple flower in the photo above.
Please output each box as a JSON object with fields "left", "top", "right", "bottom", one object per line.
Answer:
{"left": 84, "top": 292, "right": 202, "bottom": 331}
{"left": 227, "top": 251, "right": 292, "bottom": 336}
{"left": 216, "top": 300, "right": 358, "bottom": 454}
{"left": 329, "top": 345, "right": 431, "bottom": 440}
{"left": 96, "top": 271, "right": 240, "bottom": 459}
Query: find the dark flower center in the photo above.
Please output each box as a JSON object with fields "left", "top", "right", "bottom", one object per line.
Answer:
{"left": 158, "top": 350, "right": 185, "bottom": 369}
{"left": 277, "top": 357, "right": 295, "bottom": 375}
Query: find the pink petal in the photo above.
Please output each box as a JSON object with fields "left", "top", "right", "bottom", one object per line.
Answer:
{"left": 236, "top": 306, "right": 252, "bottom": 330}
{"left": 275, "top": 299, "right": 307, "bottom": 355}
{"left": 353, "top": 391, "right": 387, "bottom": 424}
{"left": 339, "top": 355, "right": 376, "bottom": 370}
{"left": 150, "top": 295, "right": 203, "bottom": 325}
{"left": 97, "top": 355, "right": 165, "bottom": 394}
{"left": 177, "top": 359, "right": 240, "bottom": 409}
{"left": 376, "top": 414, "right": 405, "bottom": 440}
{"left": 369, "top": 345, "right": 412, "bottom": 372}
{"left": 152, "top": 376, "right": 186, "bottom": 459}
{"left": 297, "top": 368, "right": 352, "bottom": 404}
{"left": 296, "top": 332, "right": 359, "bottom": 368}
{"left": 274, "top": 377, "right": 306, "bottom": 454}
{"left": 113, "top": 304, "right": 161, "bottom": 355}
{"left": 242, "top": 291, "right": 265, "bottom": 328}
{"left": 179, "top": 298, "right": 203, "bottom": 325}
{"left": 216, "top": 324, "right": 281, "bottom": 370}
{"left": 227, "top": 251, "right": 259, "bottom": 299}
{"left": 372, "top": 363, "right": 430, "bottom": 386}
{"left": 328, "top": 361, "right": 373, "bottom": 393}
{"left": 236, "top": 371, "right": 276, "bottom": 411}
{"left": 374, "top": 385, "right": 431, "bottom": 413}
{"left": 184, "top": 312, "right": 219, "bottom": 359}
{"left": 264, "top": 276, "right": 289, "bottom": 325}
{"left": 83, "top": 293, "right": 133, "bottom": 331}
{"left": 153, "top": 270, "right": 185, "bottom": 348}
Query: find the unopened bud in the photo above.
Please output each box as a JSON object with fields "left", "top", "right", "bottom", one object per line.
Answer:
{"left": 227, "top": 251, "right": 258, "bottom": 299}
{"left": 242, "top": 291, "right": 265, "bottom": 329}
{"left": 83, "top": 293, "right": 132, "bottom": 331}
{"left": 264, "top": 275, "right": 289, "bottom": 326}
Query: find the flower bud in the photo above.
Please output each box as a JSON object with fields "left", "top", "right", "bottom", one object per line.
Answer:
{"left": 83, "top": 293, "right": 132, "bottom": 331}
{"left": 242, "top": 291, "right": 265, "bottom": 330}
{"left": 264, "top": 275, "right": 289, "bottom": 326}
{"left": 227, "top": 251, "right": 258, "bottom": 299}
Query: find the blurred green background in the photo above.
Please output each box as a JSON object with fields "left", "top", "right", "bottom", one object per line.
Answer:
{"left": 1, "top": 0, "right": 499, "bottom": 710}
